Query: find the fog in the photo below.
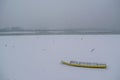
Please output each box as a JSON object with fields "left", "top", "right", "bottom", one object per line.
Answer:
{"left": 0, "top": 0, "right": 120, "bottom": 32}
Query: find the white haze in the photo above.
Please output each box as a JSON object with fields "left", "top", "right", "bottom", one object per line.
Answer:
{"left": 0, "top": 0, "right": 120, "bottom": 32}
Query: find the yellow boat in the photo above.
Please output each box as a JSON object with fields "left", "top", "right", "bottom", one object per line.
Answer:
{"left": 61, "top": 60, "right": 107, "bottom": 69}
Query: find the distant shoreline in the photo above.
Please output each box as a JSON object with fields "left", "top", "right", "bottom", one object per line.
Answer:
{"left": 0, "top": 31, "right": 120, "bottom": 35}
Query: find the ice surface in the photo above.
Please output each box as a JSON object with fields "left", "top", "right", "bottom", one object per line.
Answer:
{"left": 0, "top": 35, "right": 120, "bottom": 80}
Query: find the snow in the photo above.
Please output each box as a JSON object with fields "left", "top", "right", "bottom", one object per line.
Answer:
{"left": 0, "top": 35, "right": 120, "bottom": 80}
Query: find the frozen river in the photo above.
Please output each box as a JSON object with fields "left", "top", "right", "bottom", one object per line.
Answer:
{"left": 0, "top": 35, "right": 120, "bottom": 80}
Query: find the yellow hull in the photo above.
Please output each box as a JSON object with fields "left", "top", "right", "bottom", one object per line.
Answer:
{"left": 61, "top": 61, "right": 107, "bottom": 69}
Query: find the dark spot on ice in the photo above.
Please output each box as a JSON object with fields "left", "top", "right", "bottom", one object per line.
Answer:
{"left": 90, "top": 48, "right": 95, "bottom": 52}
{"left": 81, "top": 38, "right": 83, "bottom": 40}
{"left": 42, "top": 49, "right": 46, "bottom": 51}
{"left": 5, "top": 44, "right": 7, "bottom": 47}
{"left": 12, "top": 45, "right": 15, "bottom": 48}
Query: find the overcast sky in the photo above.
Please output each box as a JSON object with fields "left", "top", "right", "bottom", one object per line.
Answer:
{"left": 0, "top": 0, "right": 120, "bottom": 31}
